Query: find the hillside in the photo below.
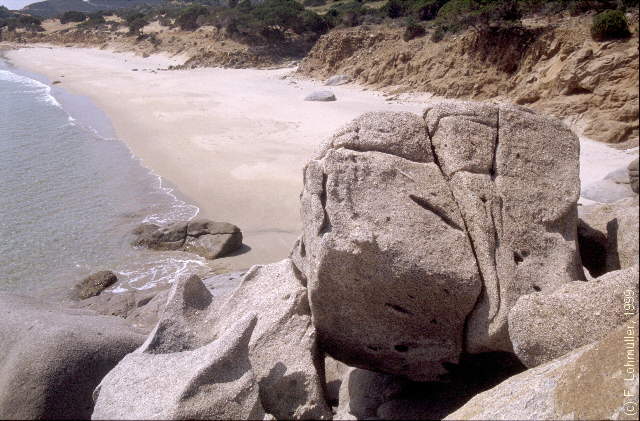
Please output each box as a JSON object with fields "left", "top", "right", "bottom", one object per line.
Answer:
{"left": 22, "top": 0, "right": 164, "bottom": 18}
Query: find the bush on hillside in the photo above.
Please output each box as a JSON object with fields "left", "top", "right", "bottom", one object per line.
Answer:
{"left": 176, "top": 5, "right": 209, "bottom": 30}
{"left": 127, "top": 14, "right": 149, "bottom": 35}
{"left": 403, "top": 16, "right": 426, "bottom": 39}
{"left": 59, "top": 11, "right": 87, "bottom": 24}
{"left": 591, "top": 9, "right": 631, "bottom": 40}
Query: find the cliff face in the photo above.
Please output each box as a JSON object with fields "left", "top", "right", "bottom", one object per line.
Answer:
{"left": 298, "top": 15, "right": 639, "bottom": 145}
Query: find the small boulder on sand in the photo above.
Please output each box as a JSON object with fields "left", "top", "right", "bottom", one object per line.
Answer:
{"left": 304, "top": 90, "right": 336, "bottom": 101}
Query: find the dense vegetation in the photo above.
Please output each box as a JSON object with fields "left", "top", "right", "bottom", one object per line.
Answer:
{"left": 591, "top": 9, "right": 631, "bottom": 39}
{"left": 2, "top": 0, "right": 636, "bottom": 44}
{"left": 0, "top": 6, "right": 44, "bottom": 31}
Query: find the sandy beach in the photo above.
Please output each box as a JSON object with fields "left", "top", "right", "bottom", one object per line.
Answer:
{"left": 5, "top": 45, "right": 638, "bottom": 272}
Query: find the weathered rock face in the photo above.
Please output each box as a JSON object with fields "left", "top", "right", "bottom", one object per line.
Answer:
{"left": 93, "top": 260, "right": 331, "bottom": 420}
{"left": 324, "top": 75, "right": 351, "bottom": 86}
{"left": 630, "top": 158, "right": 639, "bottom": 193}
{"left": 445, "top": 316, "right": 639, "bottom": 420}
{"left": 335, "top": 367, "right": 406, "bottom": 420}
{"left": 0, "top": 294, "right": 144, "bottom": 420}
{"left": 292, "top": 102, "right": 583, "bottom": 380}
{"left": 73, "top": 270, "right": 118, "bottom": 299}
{"left": 133, "top": 218, "right": 242, "bottom": 259}
{"left": 509, "top": 265, "right": 639, "bottom": 368}
{"left": 92, "top": 314, "right": 265, "bottom": 420}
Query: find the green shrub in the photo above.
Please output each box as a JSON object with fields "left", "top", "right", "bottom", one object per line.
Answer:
{"left": 128, "top": 16, "right": 148, "bottom": 35}
{"left": 176, "top": 5, "right": 209, "bottom": 31}
{"left": 591, "top": 9, "right": 631, "bottom": 40}
{"left": 59, "top": 11, "right": 87, "bottom": 24}
{"left": 403, "top": 16, "right": 426, "bottom": 40}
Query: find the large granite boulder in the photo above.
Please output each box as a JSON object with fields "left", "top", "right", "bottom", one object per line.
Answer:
{"left": 304, "top": 90, "right": 337, "bottom": 101}
{"left": 133, "top": 218, "right": 242, "bottom": 259}
{"left": 93, "top": 260, "right": 331, "bottom": 420}
{"left": 0, "top": 293, "right": 144, "bottom": 419}
{"left": 292, "top": 101, "right": 583, "bottom": 380}
{"left": 509, "top": 265, "right": 639, "bottom": 367}
{"left": 445, "top": 316, "right": 639, "bottom": 420}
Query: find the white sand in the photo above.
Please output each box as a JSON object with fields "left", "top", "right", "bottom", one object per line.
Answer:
{"left": 6, "top": 46, "right": 638, "bottom": 271}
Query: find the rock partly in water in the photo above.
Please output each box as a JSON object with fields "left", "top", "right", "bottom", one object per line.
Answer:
{"left": 324, "top": 75, "right": 351, "bottom": 86}
{"left": 0, "top": 293, "right": 144, "bottom": 420}
{"left": 445, "top": 316, "right": 639, "bottom": 420}
{"left": 73, "top": 270, "right": 118, "bottom": 299}
{"left": 304, "top": 90, "right": 337, "bottom": 101}
{"left": 133, "top": 218, "right": 242, "bottom": 259}
{"left": 509, "top": 265, "right": 639, "bottom": 368}
{"left": 629, "top": 158, "right": 639, "bottom": 193}
{"left": 293, "top": 101, "right": 582, "bottom": 381}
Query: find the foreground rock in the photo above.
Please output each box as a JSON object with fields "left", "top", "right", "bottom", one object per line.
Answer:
{"left": 0, "top": 293, "right": 144, "bottom": 419}
{"left": 93, "top": 260, "right": 331, "bottom": 420}
{"left": 445, "top": 316, "right": 639, "bottom": 420}
{"left": 509, "top": 265, "right": 639, "bottom": 368}
{"left": 292, "top": 102, "right": 583, "bottom": 380}
{"left": 73, "top": 270, "right": 118, "bottom": 299}
{"left": 133, "top": 218, "right": 242, "bottom": 259}
{"left": 304, "top": 90, "right": 337, "bottom": 101}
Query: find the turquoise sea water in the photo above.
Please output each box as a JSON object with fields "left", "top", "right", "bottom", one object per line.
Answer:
{"left": 0, "top": 57, "right": 208, "bottom": 298}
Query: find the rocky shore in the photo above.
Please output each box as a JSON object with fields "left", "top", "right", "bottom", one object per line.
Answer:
{"left": 1, "top": 100, "right": 637, "bottom": 420}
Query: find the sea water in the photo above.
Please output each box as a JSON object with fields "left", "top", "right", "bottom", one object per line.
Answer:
{"left": 0, "top": 57, "right": 208, "bottom": 299}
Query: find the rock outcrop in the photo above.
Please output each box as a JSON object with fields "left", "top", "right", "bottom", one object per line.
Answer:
{"left": 335, "top": 368, "right": 406, "bottom": 420}
{"left": 445, "top": 316, "right": 639, "bottom": 420}
{"left": 509, "top": 265, "right": 639, "bottom": 367}
{"left": 630, "top": 158, "right": 639, "bottom": 193}
{"left": 579, "top": 196, "right": 640, "bottom": 273}
{"left": 133, "top": 218, "right": 242, "bottom": 259}
{"left": 298, "top": 16, "right": 639, "bottom": 145}
{"left": 324, "top": 75, "right": 351, "bottom": 86}
{"left": 93, "top": 260, "right": 331, "bottom": 420}
{"left": 73, "top": 270, "right": 118, "bottom": 299}
{"left": 0, "top": 293, "right": 144, "bottom": 419}
{"left": 291, "top": 101, "right": 583, "bottom": 381}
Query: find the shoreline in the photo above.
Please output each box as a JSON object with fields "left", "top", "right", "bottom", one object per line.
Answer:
{"left": 5, "top": 44, "right": 638, "bottom": 273}
{"left": 4, "top": 45, "right": 433, "bottom": 271}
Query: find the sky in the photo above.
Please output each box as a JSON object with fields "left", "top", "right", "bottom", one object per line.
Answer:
{"left": 1, "top": 0, "right": 37, "bottom": 10}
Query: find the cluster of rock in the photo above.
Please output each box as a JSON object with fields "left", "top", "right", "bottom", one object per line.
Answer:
{"left": 1, "top": 100, "right": 637, "bottom": 420}
{"left": 133, "top": 219, "right": 243, "bottom": 259}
